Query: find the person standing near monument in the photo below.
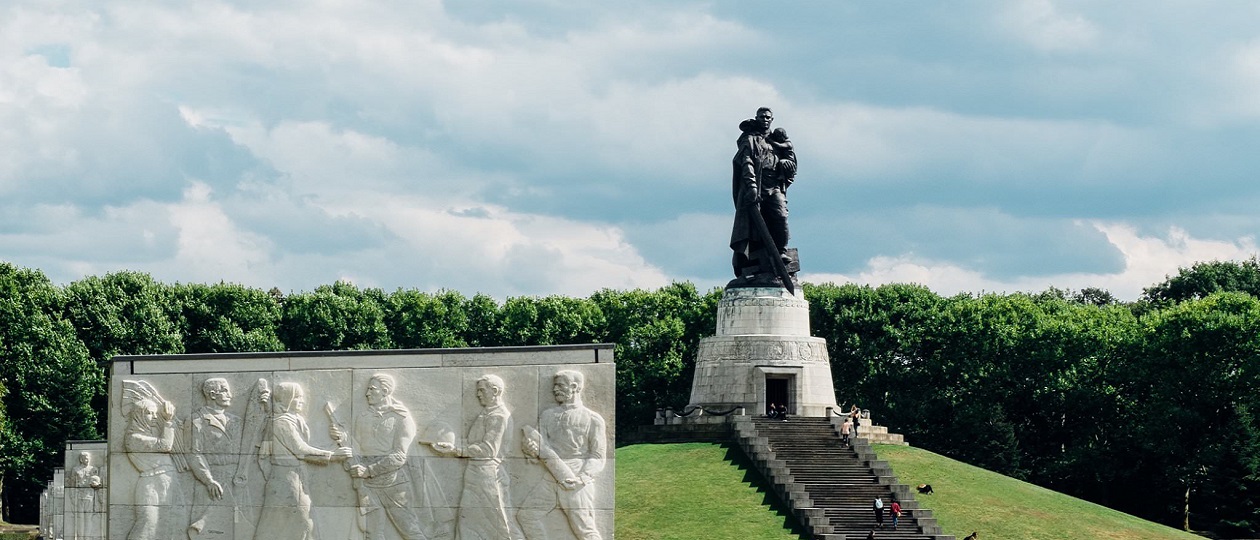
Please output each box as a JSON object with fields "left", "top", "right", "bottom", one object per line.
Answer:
{"left": 874, "top": 497, "right": 885, "bottom": 528}
{"left": 186, "top": 378, "right": 244, "bottom": 539}
{"left": 518, "top": 370, "right": 607, "bottom": 540}
{"left": 431, "top": 374, "right": 515, "bottom": 539}
{"left": 730, "top": 106, "right": 797, "bottom": 287}
{"left": 331, "top": 373, "right": 429, "bottom": 540}
{"left": 255, "top": 382, "right": 350, "bottom": 540}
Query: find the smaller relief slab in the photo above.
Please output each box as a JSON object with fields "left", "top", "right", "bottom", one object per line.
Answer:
{"left": 53, "top": 468, "right": 66, "bottom": 540}
{"left": 64, "top": 441, "right": 108, "bottom": 540}
{"left": 41, "top": 487, "right": 52, "bottom": 540}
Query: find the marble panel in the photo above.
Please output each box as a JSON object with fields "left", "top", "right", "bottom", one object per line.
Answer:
{"left": 107, "top": 345, "right": 615, "bottom": 540}
{"left": 53, "top": 468, "right": 65, "bottom": 540}
{"left": 64, "top": 441, "right": 108, "bottom": 540}
{"left": 129, "top": 357, "right": 290, "bottom": 375}
{"left": 40, "top": 487, "right": 51, "bottom": 540}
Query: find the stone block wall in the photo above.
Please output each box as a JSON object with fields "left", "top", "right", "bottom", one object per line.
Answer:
{"left": 107, "top": 345, "right": 615, "bottom": 540}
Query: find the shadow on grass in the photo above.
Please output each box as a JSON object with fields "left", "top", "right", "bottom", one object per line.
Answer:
{"left": 719, "top": 442, "right": 813, "bottom": 540}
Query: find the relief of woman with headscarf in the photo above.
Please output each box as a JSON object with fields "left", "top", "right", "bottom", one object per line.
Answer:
{"left": 253, "top": 382, "right": 351, "bottom": 540}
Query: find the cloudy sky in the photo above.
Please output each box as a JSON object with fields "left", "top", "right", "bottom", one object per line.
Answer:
{"left": 5, "top": 1, "right": 1260, "bottom": 299}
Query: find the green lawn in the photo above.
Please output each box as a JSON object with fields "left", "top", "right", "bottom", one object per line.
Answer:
{"left": 616, "top": 442, "right": 803, "bottom": 540}
{"left": 616, "top": 441, "right": 1206, "bottom": 540}
{"left": 875, "top": 443, "right": 1205, "bottom": 540}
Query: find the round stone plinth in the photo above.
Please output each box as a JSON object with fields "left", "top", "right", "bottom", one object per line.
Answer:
{"left": 716, "top": 287, "right": 810, "bottom": 337}
{"left": 688, "top": 334, "right": 837, "bottom": 417}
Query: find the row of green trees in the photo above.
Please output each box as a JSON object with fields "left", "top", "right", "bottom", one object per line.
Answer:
{"left": 1, "top": 259, "right": 1257, "bottom": 535}
{"left": 810, "top": 281, "right": 1260, "bottom": 537}
{"left": 0, "top": 264, "right": 719, "bottom": 523}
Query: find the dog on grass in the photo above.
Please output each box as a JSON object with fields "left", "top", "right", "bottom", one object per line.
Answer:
{"left": 916, "top": 483, "right": 934, "bottom": 494}
{"left": 963, "top": 532, "right": 978, "bottom": 540}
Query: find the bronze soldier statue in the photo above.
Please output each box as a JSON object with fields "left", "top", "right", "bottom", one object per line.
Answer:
{"left": 730, "top": 107, "right": 798, "bottom": 291}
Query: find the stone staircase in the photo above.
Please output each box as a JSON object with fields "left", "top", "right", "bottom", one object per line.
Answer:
{"left": 851, "top": 415, "right": 907, "bottom": 446}
{"left": 733, "top": 415, "right": 953, "bottom": 540}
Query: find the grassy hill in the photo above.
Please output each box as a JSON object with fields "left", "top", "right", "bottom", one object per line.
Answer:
{"left": 616, "top": 442, "right": 1205, "bottom": 540}
{"left": 873, "top": 443, "right": 1204, "bottom": 540}
{"left": 617, "top": 442, "right": 802, "bottom": 540}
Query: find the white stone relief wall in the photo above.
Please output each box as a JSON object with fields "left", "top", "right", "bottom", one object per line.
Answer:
{"left": 64, "top": 441, "right": 108, "bottom": 540}
{"left": 108, "top": 349, "right": 614, "bottom": 540}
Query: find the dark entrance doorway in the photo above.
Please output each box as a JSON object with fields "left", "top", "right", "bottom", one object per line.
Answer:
{"left": 766, "top": 377, "right": 789, "bottom": 413}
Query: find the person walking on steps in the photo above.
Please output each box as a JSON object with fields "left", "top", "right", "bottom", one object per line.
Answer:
{"left": 890, "top": 499, "right": 901, "bottom": 530}
{"left": 874, "top": 497, "right": 884, "bottom": 528}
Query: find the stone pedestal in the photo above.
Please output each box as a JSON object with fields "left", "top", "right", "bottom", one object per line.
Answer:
{"left": 688, "top": 287, "right": 839, "bottom": 416}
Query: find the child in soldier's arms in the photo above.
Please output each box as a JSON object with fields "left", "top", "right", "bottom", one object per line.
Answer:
{"left": 767, "top": 127, "right": 796, "bottom": 189}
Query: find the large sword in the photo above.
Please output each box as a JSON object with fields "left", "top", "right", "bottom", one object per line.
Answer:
{"left": 748, "top": 201, "right": 795, "bottom": 296}
{"left": 742, "top": 134, "right": 795, "bottom": 296}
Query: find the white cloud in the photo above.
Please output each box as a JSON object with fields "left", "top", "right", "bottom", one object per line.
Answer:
{"left": 999, "top": 0, "right": 1100, "bottom": 53}
{"left": 803, "top": 222, "right": 1259, "bottom": 300}
{"left": 165, "top": 181, "right": 275, "bottom": 284}
{"left": 4, "top": 0, "right": 1260, "bottom": 301}
{"left": 1202, "top": 38, "right": 1260, "bottom": 123}
{"left": 788, "top": 101, "right": 1148, "bottom": 190}
{"left": 297, "top": 191, "right": 671, "bottom": 297}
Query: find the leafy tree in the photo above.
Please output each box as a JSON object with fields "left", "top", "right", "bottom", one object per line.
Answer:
{"left": 1197, "top": 403, "right": 1260, "bottom": 537}
{"left": 385, "top": 289, "right": 470, "bottom": 349}
{"left": 1120, "top": 292, "right": 1260, "bottom": 532}
{"left": 280, "top": 281, "right": 392, "bottom": 351}
{"left": 1074, "top": 286, "right": 1119, "bottom": 306}
{"left": 0, "top": 264, "right": 100, "bottom": 523}
{"left": 1143, "top": 258, "right": 1260, "bottom": 304}
{"left": 805, "top": 282, "right": 944, "bottom": 414}
{"left": 461, "top": 293, "right": 502, "bottom": 347}
{"left": 61, "top": 271, "right": 184, "bottom": 432}
{"left": 592, "top": 283, "right": 719, "bottom": 432}
{"left": 62, "top": 271, "right": 184, "bottom": 360}
{"left": 496, "top": 295, "right": 605, "bottom": 346}
{"left": 174, "top": 282, "right": 284, "bottom": 353}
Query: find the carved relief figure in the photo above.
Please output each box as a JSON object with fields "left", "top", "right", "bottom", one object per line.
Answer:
{"left": 518, "top": 370, "right": 607, "bottom": 540}
{"left": 431, "top": 374, "right": 515, "bottom": 540}
{"left": 122, "top": 380, "right": 178, "bottom": 540}
{"left": 186, "top": 378, "right": 244, "bottom": 539}
{"left": 254, "top": 382, "right": 350, "bottom": 540}
{"left": 232, "top": 378, "right": 272, "bottom": 535}
{"left": 330, "top": 373, "right": 429, "bottom": 540}
{"left": 66, "top": 451, "right": 104, "bottom": 539}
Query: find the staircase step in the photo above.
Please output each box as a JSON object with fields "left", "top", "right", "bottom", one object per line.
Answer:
{"left": 736, "top": 417, "right": 949, "bottom": 540}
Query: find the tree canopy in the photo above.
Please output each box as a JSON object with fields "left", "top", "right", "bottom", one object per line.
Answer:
{"left": 0, "top": 260, "right": 1257, "bottom": 535}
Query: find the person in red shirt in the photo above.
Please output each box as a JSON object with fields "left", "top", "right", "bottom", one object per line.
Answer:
{"left": 891, "top": 499, "right": 902, "bottom": 530}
